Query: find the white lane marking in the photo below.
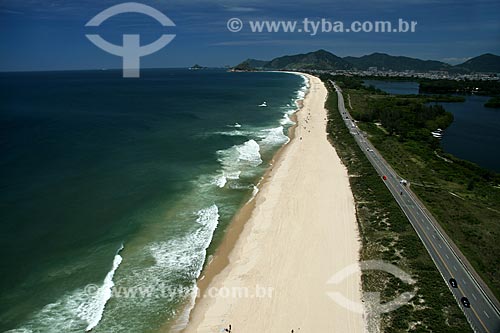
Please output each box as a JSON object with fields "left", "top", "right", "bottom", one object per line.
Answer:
{"left": 445, "top": 254, "right": 449, "bottom": 259}
{"left": 472, "top": 293, "right": 477, "bottom": 300}
{"left": 483, "top": 310, "right": 490, "bottom": 319}
{"left": 461, "top": 279, "right": 467, "bottom": 285}
{"left": 432, "top": 234, "right": 436, "bottom": 239}
{"left": 426, "top": 226, "right": 430, "bottom": 230}
{"left": 438, "top": 243, "right": 442, "bottom": 249}
{"left": 453, "top": 265, "right": 457, "bottom": 271}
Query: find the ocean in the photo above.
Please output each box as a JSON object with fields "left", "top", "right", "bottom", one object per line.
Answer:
{"left": 0, "top": 69, "right": 307, "bottom": 332}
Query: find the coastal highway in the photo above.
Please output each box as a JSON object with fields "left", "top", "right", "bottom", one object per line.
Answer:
{"left": 331, "top": 81, "right": 500, "bottom": 333}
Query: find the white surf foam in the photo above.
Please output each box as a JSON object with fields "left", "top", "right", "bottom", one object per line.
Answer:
{"left": 258, "top": 126, "right": 290, "bottom": 147}
{"left": 213, "top": 139, "right": 262, "bottom": 189}
{"left": 219, "top": 130, "right": 244, "bottom": 136}
{"left": 213, "top": 175, "right": 227, "bottom": 188}
{"left": 79, "top": 244, "right": 124, "bottom": 332}
{"left": 149, "top": 205, "right": 220, "bottom": 331}
{"left": 236, "top": 139, "right": 262, "bottom": 165}
{"left": 12, "top": 245, "right": 124, "bottom": 333}
{"left": 212, "top": 170, "right": 241, "bottom": 188}
{"left": 246, "top": 184, "right": 259, "bottom": 203}
{"left": 278, "top": 73, "right": 309, "bottom": 127}
{"left": 294, "top": 74, "right": 310, "bottom": 100}
{"left": 149, "top": 205, "right": 219, "bottom": 274}
{"left": 280, "top": 112, "right": 295, "bottom": 126}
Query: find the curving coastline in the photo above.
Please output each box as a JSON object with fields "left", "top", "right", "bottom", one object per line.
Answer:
{"left": 180, "top": 74, "right": 365, "bottom": 332}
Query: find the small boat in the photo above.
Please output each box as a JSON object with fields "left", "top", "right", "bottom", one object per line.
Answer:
{"left": 258, "top": 102, "right": 267, "bottom": 107}
{"left": 234, "top": 123, "right": 241, "bottom": 128}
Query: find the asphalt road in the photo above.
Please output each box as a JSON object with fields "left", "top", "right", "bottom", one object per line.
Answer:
{"left": 332, "top": 82, "right": 500, "bottom": 333}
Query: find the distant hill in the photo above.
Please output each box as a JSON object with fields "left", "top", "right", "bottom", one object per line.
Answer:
{"left": 189, "top": 64, "right": 206, "bottom": 70}
{"left": 233, "top": 50, "right": 500, "bottom": 73}
{"left": 244, "top": 59, "right": 269, "bottom": 69}
{"left": 455, "top": 53, "right": 500, "bottom": 73}
{"left": 344, "top": 53, "right": 452, "bottom": 72}
{"left": 233, "top": 50, "right": 352, "bottom": 71}
{"left": 233, "top": 59, "right": 268, "bottom": 70}
{"left": 264, "top": 49, "right": 353, "bottom": 70}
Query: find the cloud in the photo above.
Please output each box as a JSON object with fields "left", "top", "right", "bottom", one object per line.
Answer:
{"left": 441, "top": 57, "right": 472, "bottom": 65}
{"left": 0, "top": 8, "right": 23, "bottom": 15}
{"left": 223, "top": 6, "right": 259, "bottom": 12}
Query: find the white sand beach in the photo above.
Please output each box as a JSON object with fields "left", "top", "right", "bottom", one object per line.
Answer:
{"left": 183, "top": 74, "right": 365, "bottom": 333}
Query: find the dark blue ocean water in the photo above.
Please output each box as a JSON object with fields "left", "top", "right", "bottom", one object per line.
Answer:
{"left": 362, "top": 79, "right": 500, "bottom": 172}
{"left": 0, "top": 69, "right": 307, "bottom": 332}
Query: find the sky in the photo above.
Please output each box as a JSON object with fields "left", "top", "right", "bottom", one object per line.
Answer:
{"left": 0, "top": 0, "right": 499, "bottom": 71}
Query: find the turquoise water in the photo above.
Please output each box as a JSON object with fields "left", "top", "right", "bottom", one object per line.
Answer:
{"left": 362, "top": 79, "right": 500, "bottom": 172}
{"left": 0, "top": 69, "right": 307, "bottom": 332}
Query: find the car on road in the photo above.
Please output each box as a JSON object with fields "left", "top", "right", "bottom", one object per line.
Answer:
{"left": 461, "top": 297, "right": 471, "bottom": 308}
{"left": 383, "top": 175, "right": 387, "bottom": 180}
{"left": 449, "top": 278, "right": 458, "bottom": 288}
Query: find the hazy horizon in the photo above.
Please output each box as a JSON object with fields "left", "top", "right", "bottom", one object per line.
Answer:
{"left": 1, "top": 0, "right": 499, "bottom": 72}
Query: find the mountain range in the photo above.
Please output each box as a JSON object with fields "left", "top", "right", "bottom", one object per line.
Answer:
{"left": 234, "top": 50, "right": 500, "bottom": 73}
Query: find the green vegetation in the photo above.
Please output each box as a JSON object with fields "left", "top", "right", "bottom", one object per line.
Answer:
{"left": 419, "top": 79, "right": 500, "bottom": 96}
{"left": 264, "top": 49, "right": 352, "bottom": 70}
{"left": 232, "top": 58, "right": 268, "bottom": 71}
{"left": 455, "top": 53, "right": 500, "bottom": 73}
{"left": 485, "top": 96, "right": 500, "bottom": 108}
{"left": 341, "top": 74, "right": 498, "bottom": 97}
{"left": 421, "top": 95, "right": 466, "bottom": 103}
{"left": 231, "top": 60, "right": 257, "bottom": 71}
{"left": 236, "top": 51, "right": 499, "bottom": 73}
{"left": 326, "top": 74, "right": 500, "bottom": 302}
{"left": 344, "top": 52, "right": 452, "bottom": 72}
{"left": 355, "top": 96, "right": 453, "bottom": 141}
{"left": 189, "top": 64, "right": 205, "bottom": 69}
{"left": 320, "top": 76, "right": 471, "bottom": 332}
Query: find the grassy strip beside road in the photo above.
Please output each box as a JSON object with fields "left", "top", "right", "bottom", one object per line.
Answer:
{"left": 342, "top": 82, "right": 500, "bottom": 302}
{"left": 322, "top": 78, "right": 471, "bottom": 332}
{"left": 331, "top": 73, "right": 500, "bottom": 300}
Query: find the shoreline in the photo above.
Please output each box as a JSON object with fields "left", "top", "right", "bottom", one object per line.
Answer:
{"left": 177, "top": 73, "right": 364, "bottom": 332}
{"left": 164, "top": 72, "right": 307, "bottom": 332}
